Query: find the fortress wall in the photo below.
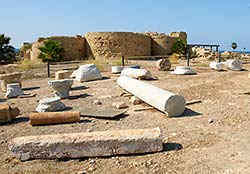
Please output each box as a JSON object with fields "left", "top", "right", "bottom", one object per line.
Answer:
{"left": 30, "top": 31, "right": 187, "bottom": 61}
{"left": 31, "top": 36, "right": 85, "bottom": 61}
{"left": 85, "top": 32, "right": 151, "bottom": 59}
{"left": 146, "top": 32, "right": 187, "bottom": 56}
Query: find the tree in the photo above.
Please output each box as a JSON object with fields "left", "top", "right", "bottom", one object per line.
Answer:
{"left": 38, "top": 39, "right": 64, "bottom": 77}
{"left": 231, "top": 42, "right": 237, "bottom": 51}
{"left": 0, "top": 34, "right": 15, "bottom": 64}
{"left": 171, "top": 39, "right": 187, "bottom": 55}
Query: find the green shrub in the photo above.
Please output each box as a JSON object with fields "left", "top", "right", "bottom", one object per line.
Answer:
{"left": 171, "top": 39, "right": 187, "bottom": 55}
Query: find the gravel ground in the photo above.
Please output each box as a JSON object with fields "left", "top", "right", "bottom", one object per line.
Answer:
{"left": 1, "top": 60, "right": 250, "bottom": 174}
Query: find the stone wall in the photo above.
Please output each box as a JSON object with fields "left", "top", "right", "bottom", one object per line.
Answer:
{"left": 31, "top": 36, "right": 85, "bottom": 61}
{"left": 30, "top": 31, "right": 187, "bottom": 60}
{"left": 85, "top": 32, "right": 151, "bottom": 59}
{"left": 146, "top": 32, "right": 187, "bottom": 56}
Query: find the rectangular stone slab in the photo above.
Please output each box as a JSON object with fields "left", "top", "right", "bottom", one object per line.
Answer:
{"left": 8, "top": 127, "right": 163, "bottom": 161}
{"left": 79, "top": 108, "right": 127, "bottom": 118}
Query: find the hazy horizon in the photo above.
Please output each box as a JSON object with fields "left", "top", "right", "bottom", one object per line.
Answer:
{"left": 1, "top": 0, "right": 250, "bottom": 50}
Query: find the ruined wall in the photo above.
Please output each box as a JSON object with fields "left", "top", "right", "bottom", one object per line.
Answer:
{"left": 85, "top": 32, "right": 151, "bottom": 59}
{"left": 146, "top": 32, "right": 187, "bottom": 56}
{"left": 30, "top": 31, "right": 187, "bottom": 61}
{"left": 31, "top": 36, "right": 85, "bottom": 61}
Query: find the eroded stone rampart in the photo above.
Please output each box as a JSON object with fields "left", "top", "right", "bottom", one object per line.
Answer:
{"left": 30, "top": 31, "right": 187, "bottom": 60}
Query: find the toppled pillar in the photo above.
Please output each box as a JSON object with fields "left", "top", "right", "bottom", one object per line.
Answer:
{"left": 5, "top": 83, "right": 24, "bottom": 98}
{"left": 8, "top": 127, "right": 163, "bottom": 161}
{"left": 35, "top": 97, "right": 66, "bottom": 112}
{"left": 224, "top": 59, "right": 242, "bottom": 71}
{"left": 48, "top": 79, "right": 74, "bottom": 98}
{"left": 121, "top": 68, "right": 153, "bottom": 80}
{"left": 117, "top": 76, "right": 185, "bottom": 117}
{"left": 0, "top": 104, "right": 20, "bottom": 123}
{"left": 209, "top": 62, "right": 222, "bottom": 71}
{"left": 29, "top": 112, "right": 80, "bottom": 126}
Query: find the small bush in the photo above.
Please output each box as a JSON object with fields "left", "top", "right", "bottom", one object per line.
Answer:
{"left": 171, "top": 39, "right": 187, "bottom": 55}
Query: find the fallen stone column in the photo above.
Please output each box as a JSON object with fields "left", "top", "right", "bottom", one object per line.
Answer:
{"left": 29, "top": 112, "right": 81, "bottom": 126}
{"left": 156, "top": 59, "right": 171, "bottom": 71}
{"left": 117, "top": 76, "right": 185, "bottom": 116}
{"left": 223, "top": 59, "right": 242, "bottom": 71}
{"left": 9, "top": 127, "right": 163, "bottom": 161}
{"left": 209, "top": 62, "right": 222, "bottom": 70}
{"left": 121, "top": 68, "right": 152, "bottom": 79}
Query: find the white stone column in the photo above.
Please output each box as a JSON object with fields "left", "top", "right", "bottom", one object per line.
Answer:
{"left": 117, "top": 76, "right": 186, "bottom": 117}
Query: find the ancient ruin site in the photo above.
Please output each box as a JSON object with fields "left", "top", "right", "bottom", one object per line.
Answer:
{"left": 1, "top": 27, "right": 250, "bottom": 174}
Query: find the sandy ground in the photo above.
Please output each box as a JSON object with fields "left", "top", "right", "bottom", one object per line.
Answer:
{"left": 1, "top": 60, "right": 250, "bottom": 174}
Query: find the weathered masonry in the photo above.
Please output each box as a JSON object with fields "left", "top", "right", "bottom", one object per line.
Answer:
{"left": 29, "top": 31, "right": 187, "bottom": 61}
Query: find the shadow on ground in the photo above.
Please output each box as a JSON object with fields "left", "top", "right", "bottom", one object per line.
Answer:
{"left": 68, "top": 94, "right": 91, "bottom": 100}
{"left": 179, "top": 108, "right": 202, "bottom": 118}
{"left": 163, "top": 142, "right": 183, "bottom": 151}
{"left": 70, "top": 86, "right": 88, "bottom": 91}
{"left": 22, "top": 86, "right": 40, "bottom": 91}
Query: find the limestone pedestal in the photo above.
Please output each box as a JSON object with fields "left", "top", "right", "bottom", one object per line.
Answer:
{"left": 5, "top": 83, "right": 24, "bottom": 98}
{"left": 48, "top": 79, "right": 74, "bottom": 98}
{"left": 0, "top": 72, "right": 22, "bottom": 91}
{"left": 171, "top": 66, "right": 196, "bottom": 75}
{"left": 55, "top": 70, "right": 71, "bottom": 80}
{"left": 36, "top": 97, "right": 66, "bottom": 112}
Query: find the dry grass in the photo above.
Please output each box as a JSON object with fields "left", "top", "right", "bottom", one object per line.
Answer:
{"left": 19, "top": 59, "right": 45, "bottom": 70}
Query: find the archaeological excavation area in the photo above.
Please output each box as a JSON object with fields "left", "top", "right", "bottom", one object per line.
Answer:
{"left": 1, "top": 31, "right": 250, "bottom": 173}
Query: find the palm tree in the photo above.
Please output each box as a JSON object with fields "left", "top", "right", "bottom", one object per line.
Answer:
{"left": 0, "top": 34, "right": 15, "bottom": 64}
{"left": 38, "top": 39, "right": 64, "bottom": 77}
{"left": 231, "top": 42, "right": 237, "bottom": 51}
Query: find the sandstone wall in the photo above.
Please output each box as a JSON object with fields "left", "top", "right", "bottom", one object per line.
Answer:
{"left": 31, "top": 36, "right": 85, "bottom": 61}
{"left": 85, "top": 32, "right": 151, "bottom": 59}
{"left": 146, "top": 32, "right": 187, "bottom": 56}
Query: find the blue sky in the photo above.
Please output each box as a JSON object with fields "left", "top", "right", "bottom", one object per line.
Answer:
{"left": 1, "top": 0, "right": 250, "bottom": 50}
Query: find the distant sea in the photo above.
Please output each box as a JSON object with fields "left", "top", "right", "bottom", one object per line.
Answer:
{"left": 219, "top": 50, "right": 250, "bottom": 54}
{"left": 15, "top": 48, "right": 19, "bottom": 53}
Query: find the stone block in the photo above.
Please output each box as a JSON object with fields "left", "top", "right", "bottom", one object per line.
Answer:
{"left": 8, "top": 127, "right": 163, "bottom": 161}
{"left": 55, "top": 70, "right": 71, "bottom": 80}
{"left": 74, "top": 64, "right": 102, "bottom": 82}
{"left": 0, "top": 104, "right": 20, "bottom": 123}
{"left": 0, "top": 72, "right": 22, "bottom": 91}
